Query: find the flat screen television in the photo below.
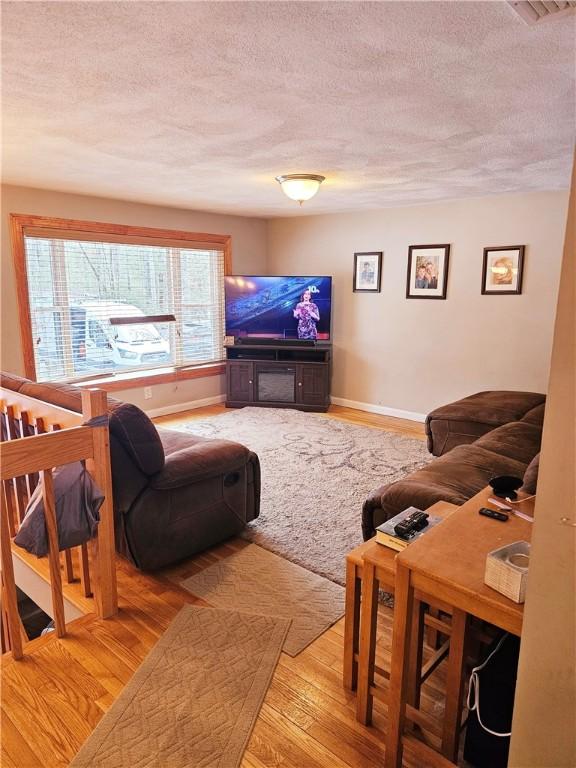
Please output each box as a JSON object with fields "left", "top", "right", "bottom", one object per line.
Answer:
{"left": 225, "top": 275, "right": 332, "bottom": 341}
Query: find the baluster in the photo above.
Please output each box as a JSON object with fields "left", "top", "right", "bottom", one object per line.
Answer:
{"left": 41, "top": 469, "right": 66, "bottom": 638}
{"left": 0, "top": 485, "right": 23, "bottom": 659}
{"left": 79, "top": 543, "right": 92, "bottom": 597}
{"left": 63, "top": 549, "right": 75, "bottom": 583}
{"left": 1, "top": 404, "right": 17, "bottom": 535}
{"left": 34, "top": 416, "right": 46, "bottom": 435}
{"left": 0, "top": 589, "right": 11, "bottom": 654}
{"left": 19, "top": 408, "right": 39, "bottom": 496}
{"left": 6, "top": 406, "right": 29, "bottom": 523}
{"left": 27, "top": 417, "right": 46, "bottom": 498}
{"left": 2, "top": 481, "right": 17, "bottom": 537}
{"left": 0, "top": 400, "right": 7, "bottom": 442}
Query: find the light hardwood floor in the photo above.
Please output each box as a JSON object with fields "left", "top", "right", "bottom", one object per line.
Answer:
{"left": 1, "top": 405, "right": 457, "bottom": 768}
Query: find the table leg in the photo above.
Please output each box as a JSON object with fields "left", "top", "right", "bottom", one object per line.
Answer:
{"left": 385, "top": 561, "right": 415, "bottom": 768}
{"left": 343, "top": 558, "right": 362, "bottom": 690}
{"left": 406, "top": 599, "right": 425, "bottom": 717}
{"left": 356, "top": 559, "right": 379, "bottom": 724}
{"left": 441, "top": 607, "right": 469, "bottom": 762}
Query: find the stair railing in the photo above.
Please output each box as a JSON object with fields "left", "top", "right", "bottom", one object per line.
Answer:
{"left": 0, "top": 388, "right": 117, "bottom": 659}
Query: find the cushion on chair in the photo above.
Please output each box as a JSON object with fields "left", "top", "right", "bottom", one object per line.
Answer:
{"left": 156, "top": 426, "right": 214, "bottom": 456}
{"left": 109, "top": 403, "right": 165, "bottom": 475}
{"left": 151, "top": 439, "right": 250, "bottom": 489}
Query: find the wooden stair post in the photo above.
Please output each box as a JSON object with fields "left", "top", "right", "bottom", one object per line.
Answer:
{"left": 81, "top": 389, "right": 118, "bottom": 619}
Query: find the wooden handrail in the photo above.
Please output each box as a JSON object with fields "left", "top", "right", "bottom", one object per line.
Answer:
{"left": 0, "top": 427, "right": 94, "bottom": 479}
{"left": 0, "top": 386, "right": 118, "bottom": 659}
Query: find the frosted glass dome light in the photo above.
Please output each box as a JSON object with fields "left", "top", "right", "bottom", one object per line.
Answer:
{"left": 275, "top": 174, "right": 325, "bottom": 205}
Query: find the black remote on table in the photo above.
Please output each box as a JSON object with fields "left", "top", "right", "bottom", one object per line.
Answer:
{"left": 394, "top": 510, "right": 429, "bottom": 539}
{"left": 478, "top": 507, "right": 509, "bottom": 522}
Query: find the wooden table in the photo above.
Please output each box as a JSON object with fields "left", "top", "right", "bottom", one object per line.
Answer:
{"left": 385, "top": 487, "right": 534, "bottom": 768}
{"left": 343, "top": 501, "right": 457, "bottom": 695}
{"left": 355, "top": 502, "right": 457, "bottom": 728}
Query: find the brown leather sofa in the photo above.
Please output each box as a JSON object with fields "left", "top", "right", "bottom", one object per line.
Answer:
{"left": 362, "top": 391, "right": 545, "bottom": 540}
{"left": 1, "top": 372, "right": 260, "bottom": 570}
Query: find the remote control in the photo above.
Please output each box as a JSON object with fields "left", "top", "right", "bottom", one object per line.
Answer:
{"left": 478, "top": 507, "right": 509, "bottom": 522}
{"left": 394, "top": 510, "right": 429, "bottom": 539}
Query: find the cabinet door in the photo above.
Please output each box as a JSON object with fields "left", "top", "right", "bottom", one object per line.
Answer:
{"left": 297, "top": 364, "right": 328, "bottom": 406}
{"left": 227, "top": 362, "right": 254, "bottom": 402}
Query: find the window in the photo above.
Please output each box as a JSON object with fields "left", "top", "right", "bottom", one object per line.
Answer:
{"left": 12, "top": 215, "right": 231, "bottom": 383}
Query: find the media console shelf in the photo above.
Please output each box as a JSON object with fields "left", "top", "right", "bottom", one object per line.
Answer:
{"left": 225, "top": 342, "right": 331, "bottom": 412}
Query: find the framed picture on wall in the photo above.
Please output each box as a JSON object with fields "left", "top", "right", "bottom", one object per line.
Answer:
{"left": 481, "top": 246, "right": 525, "bottom": 295}
{"left": 406, "top": 244, "right": 450, "bottom": 299}
{"left": 353, "top": 252, "right": 382, "bottom": 292}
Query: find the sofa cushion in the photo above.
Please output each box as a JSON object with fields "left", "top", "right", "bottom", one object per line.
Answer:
{"left": 521, "top": 453, "right": 540, "bottom": 494}
{"left": 521, "top": 403, "right": 546, "bottom": 428}
{"left": 0, "top": 371, "right": 30, "bottom": 392}
{"left": 473, "top": 421, "right": 542, "bottom": 467}
{"left": 3, "top": 373, "right": 122, "bottom": 417}
{"left": 20, "top": 381, "right": 85, "bottom": 413}
{"left": 361, "top": 441, "right": 530, "bottom": 538}
{"left": 109, "top": 403, "right": 165, "bottom": 476}
{"left": 426, "top": 391, "right": 546, "bottom": 456}
{"left": 428, "top": 391, "right": 546, "bottom": 426}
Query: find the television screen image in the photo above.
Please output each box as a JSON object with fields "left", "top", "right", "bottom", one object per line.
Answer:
{"left": 225, "top": 276, "right": 332, "bottom": 341}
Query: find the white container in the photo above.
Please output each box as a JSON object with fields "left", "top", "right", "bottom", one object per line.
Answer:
{"left": 484, "top": 540, "right": 531, "bottom": 603}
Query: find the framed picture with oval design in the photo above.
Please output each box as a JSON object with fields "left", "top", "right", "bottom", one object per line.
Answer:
{"left": 406, "top": 244, "right": 450, "bottom": 299}
{"left": 481, "top": 245, "right": 525, "bottom": 295}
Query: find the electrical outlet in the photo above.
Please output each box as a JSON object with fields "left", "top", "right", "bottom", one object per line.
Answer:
{"left": 144, "top": 387, "right": 152, "bottom": 400}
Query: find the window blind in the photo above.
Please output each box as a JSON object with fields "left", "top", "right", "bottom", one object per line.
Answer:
{"left": 23, "top": 235, "right": 225, "bottom": 383}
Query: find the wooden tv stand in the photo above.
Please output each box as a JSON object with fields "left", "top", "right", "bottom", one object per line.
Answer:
{"left": 225, "top": 342, "right": 331, "bottom": 412}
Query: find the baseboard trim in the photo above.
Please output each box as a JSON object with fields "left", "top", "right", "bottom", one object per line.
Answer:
{"left": 145, "top": 394, "right": 226, "bottom": 418}
{"left": 146, "top": 394, "right": 425, "bottom": 422}
{"left": 330, "top": 397, "right": 426, "bottom": 423}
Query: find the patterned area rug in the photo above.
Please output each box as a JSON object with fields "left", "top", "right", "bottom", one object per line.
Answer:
{"left": 176, "top": 407, "right": 429, "bottom": 586}
{"left": 181, "top": 544, "right": 344, "bottom": 656}
{"left": 70, "top": 605, "right": 290, "bottom": 768}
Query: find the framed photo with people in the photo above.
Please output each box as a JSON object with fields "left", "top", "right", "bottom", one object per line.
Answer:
{"left": 406, "top": 244, "right": 450, "bottom": 299}
{"left": 481, "top": 246, "right": 525, "bottom": 295}
{"left": 353, "top": 252, "right": 382, "bottom": 293}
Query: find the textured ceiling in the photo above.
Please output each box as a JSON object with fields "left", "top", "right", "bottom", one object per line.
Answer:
{"left": 2, "top": 1, "right": 575, "bottom": 217}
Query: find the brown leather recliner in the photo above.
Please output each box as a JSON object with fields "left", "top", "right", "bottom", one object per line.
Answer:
{"left": 1, "top": 373, "right": 260, "bottom": 570}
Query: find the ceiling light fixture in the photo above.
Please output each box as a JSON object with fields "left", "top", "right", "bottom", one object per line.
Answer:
{"left": 275, "top": 174, "right": 325, "bottom": 205}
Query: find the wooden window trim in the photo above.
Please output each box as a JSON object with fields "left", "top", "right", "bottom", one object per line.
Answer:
{"left": 74, "top": 363, "right": 226, "bottom": 393}
{"left": 10, "top": 213, "right": 232, "bottom": 382}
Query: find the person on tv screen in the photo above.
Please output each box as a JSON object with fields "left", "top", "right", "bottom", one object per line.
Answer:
{"left": 293, "top": 289, "right": 320, "bottom": 340}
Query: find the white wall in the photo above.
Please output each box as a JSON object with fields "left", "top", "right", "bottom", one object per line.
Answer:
{"left": 1, "top": 185, "right": 267, "bottom": 411}
{"left": 268, "top": 191, "right": 568, "bottom": 416}
{"left": 2, "top": 186, "right": 568, "bottom": 416}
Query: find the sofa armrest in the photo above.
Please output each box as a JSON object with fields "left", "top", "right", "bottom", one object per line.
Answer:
{"left": 150, "top": 439, "right": 250, "bottom": 490}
